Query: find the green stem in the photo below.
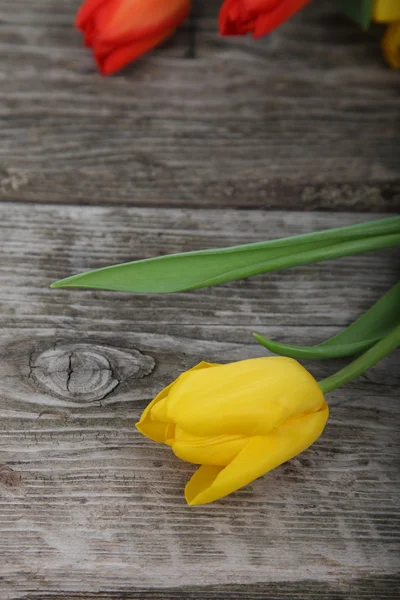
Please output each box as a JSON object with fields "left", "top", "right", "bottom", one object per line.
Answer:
{"left": 319, "top": 324, "right": 400, "bottom": 394}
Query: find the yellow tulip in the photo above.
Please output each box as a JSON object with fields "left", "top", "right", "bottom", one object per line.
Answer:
{"left": 381, "top": 21, "right": 400, "bottom": 67}
{"left": 136, "top": 357, "right": 329, "bottom": 505}
{"left": 373, "top": 0, "right": 400, "bottom": 23}
{"left": 372, "top": 1, "right": 400, "bottom": 69}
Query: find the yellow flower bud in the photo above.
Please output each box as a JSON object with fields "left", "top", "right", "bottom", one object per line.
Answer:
{"left": 381, "top": 21, "right": 400, "bottom": 67}
{"left": 136, "top": 357, "right": 328, "bottom": 505}
{"left": 373, "top": 0, "right": 400, "bottom": 23}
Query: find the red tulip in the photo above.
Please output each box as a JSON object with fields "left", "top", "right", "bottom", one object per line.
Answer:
{"left": 76, "top": 0, "right": 191, "bottom": 75}
{"left": 219, "top": 0, "right": 311, "bottom": 38}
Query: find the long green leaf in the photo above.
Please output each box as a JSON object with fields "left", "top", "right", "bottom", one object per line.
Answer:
{"left": 254, "top": 281, "right": 400, "bottom": 359}
{"left": 51, "top": 217, "right": 400, "bottom": 294}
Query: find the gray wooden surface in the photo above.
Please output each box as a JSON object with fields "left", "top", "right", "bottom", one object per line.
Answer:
{"left": 1, "top": 1, "right": 400, "bottom": 599}
{"left": 1, "top": 0, "right": 399, "bottom": 211}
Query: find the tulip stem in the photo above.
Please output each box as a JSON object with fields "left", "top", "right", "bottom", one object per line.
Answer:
{"left": 318, "top": 323, "right": 400, "bottom": 394}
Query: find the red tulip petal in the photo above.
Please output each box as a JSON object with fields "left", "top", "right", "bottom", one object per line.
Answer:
{"left": 96, "top": 26, "right": 176, "bottom": 75}
{"left": 253, "top": 0, "right": 311, "bottom": 38}
{"left": 75, "top": 0, "right": 113, "bottom": 29}
{"left": 219, "top": 0, "right": 235, "bottom": 35}
{"left": 219, "top": 0, "right": 255, "bottom": 35}
{"left": 242, "top": 0, "right": 281, "bottom": 11}
{"left": 219, "top": 0, "right": 311, "bottom": 37}
{"left": 99, "top": 0, "right": 190, "bottom": 42}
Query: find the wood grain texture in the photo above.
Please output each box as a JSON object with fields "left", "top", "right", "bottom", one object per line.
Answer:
{"left": 0, "top": 203, "right": 399, "bottom": 599}
{"left": 0, "top": 0, "right": 399, "bottom": 211}
{"left": 12, "top": 578, "right": 400, "bottom": 600}
{"left": 2, "top": 0, "right": 400, "bottom": 597}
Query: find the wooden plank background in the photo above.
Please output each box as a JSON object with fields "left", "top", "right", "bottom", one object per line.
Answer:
{"left": 0, "top": 0, "right": 399, "bottom": 211}
{"left": 1, "top": 207, "right": 399, "bottom": 600}
{"left": 0, "top": 1, "right": 399, "bottom": 599}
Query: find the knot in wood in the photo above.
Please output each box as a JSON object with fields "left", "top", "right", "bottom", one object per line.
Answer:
{"left": 30, "top": 343, "right": 155, "bottom": 402}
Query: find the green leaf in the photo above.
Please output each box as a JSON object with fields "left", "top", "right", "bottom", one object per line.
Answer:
{"left": 339, "top": 0, "right": 373, "bottom": 30}
{"left": 254, "top": 281, "right": 400, "bottom": 359}
{"left": 318, "top": 322, "right": 400, "bottom": 394}
{"left": 51, "top": 217, "right": 400, "bottom": 294}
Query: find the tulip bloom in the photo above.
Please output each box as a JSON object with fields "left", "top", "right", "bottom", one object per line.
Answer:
{"left": 372, "top": 1, "right": 400, "bottom": 69}
{"left": 219, "top": 0, "right": 311, "bottom": 38}
{"left": 75, "top": 0, "right": 191, "bottom": 75}
{"left": 373, "top": 0, "right": 400, "bottom": 22}
{"left": 136, "top": 357, "right": 328, "bottom": 505}
{"left": 381, "top": 22, "right": 400, "bottom": 68}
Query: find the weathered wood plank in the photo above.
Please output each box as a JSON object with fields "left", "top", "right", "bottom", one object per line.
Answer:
{"left": 0, "top": 203, "right": 399, "bottom": 599}
{"left": 11, "top": 577, "right": 400, "bottom": 600}
{"left": 0, "top": 0, "right": 399, "bottom": 211}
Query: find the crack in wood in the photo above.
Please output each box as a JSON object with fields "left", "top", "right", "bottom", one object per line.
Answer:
{"left": 65, "top": 353, "right": 73, "bottom": 394}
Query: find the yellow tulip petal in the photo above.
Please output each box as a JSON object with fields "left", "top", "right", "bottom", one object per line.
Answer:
{"left": 167, "top": 357, "right": 324, "bottom": 438}
{"left": 382, "top": 22, "right": 400, "bottom": 68}
{"left": 171, "top": 427, "right": 249, "bottom": 466}
{"left": 135, "top": 361, "right": 217, "bottom": 442}
{"left": 135, "top": 383, "right": 173, "bottom": 442}
{"left": 185, "top": 404, "right": 329, "bottom": 505}
{"left": 373, "top": 0, "right": 400, "bottom": 22}
{"left": 150, "top": 396, "right": 169, "bottom": 423}
{"left": 185, "top": 465, "right": 225, "bottom": 505}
